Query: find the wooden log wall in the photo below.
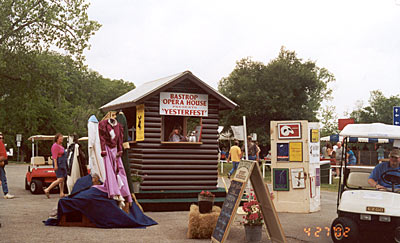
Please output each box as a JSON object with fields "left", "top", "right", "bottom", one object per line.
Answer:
{"left": 128, "top": 79, "right": 220, "bottom": 191}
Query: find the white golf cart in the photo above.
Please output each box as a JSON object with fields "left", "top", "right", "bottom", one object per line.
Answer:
{"left": 331, "top": 123, "right": 400, "bottom": 243}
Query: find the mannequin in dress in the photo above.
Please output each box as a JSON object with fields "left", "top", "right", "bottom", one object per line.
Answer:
{"left": 93, "top": 115, "right": 132, "bottom": 211}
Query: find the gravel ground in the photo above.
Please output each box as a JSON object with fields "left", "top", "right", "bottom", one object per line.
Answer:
{"left": 0, "top": 164, "right": 337, "bottom": 243}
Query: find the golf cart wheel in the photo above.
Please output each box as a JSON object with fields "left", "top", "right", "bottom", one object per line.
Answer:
{"left": 331, "top": 217, "right": 359, "bottom": 242}
{"left": 394, "top": 225, "right": 400, "bottom": 243}
{"left": 25, "top": 178, "right": 29, "bottom": 190}
{"left": 30, "top": 180, "right": 44, "bottom": 194}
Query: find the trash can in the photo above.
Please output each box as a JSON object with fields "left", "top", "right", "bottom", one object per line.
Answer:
{"left": 320, "top": 161, "right": 331, "bottom": 184}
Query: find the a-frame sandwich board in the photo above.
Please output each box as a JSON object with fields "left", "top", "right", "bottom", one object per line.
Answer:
{"left": 211, "top": 160, "right": 286, "bottom": 243}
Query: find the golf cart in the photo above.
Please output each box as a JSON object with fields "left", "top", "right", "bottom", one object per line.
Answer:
{"left": 25, "top": 135, "right": 67, "bottom": 194}
{"left": 331, "top": 123, "right": 400, "bottom": 242}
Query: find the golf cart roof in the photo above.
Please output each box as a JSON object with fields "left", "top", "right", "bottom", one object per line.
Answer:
{"left": 28, "top": 135, "right": 68, "bottom": 141}
{"left": 340, "top": 123, "right": 400, "bottom": 139}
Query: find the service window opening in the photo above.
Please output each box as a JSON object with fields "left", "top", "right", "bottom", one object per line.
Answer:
{"left": 163, "top": 116, "right": 202, "bottom": 142}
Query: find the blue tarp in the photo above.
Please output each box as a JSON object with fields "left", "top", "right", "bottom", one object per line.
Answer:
{"left": 44, "top": 175, "right": 157, "bottom": 228}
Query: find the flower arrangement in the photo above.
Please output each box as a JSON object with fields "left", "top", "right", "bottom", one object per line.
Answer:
{"left": 241, "top": 191, "right": 274, "bottom": 226}
{"left": 242, "top": 196, "right": 264, "bottom": 226}
{"left": 199, "top": 190, "right": 215, "bottom": 198}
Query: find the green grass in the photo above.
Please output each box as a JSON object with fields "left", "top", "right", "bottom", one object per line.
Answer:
{"left": 218, "top": 162, "right": 271, "bottom": 183}
{"left": 320, "top": 178, "right": 340, "bottom": 192}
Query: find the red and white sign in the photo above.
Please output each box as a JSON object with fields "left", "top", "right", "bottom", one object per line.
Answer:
{"left": 159, "top": 92, "right": 208, "bottom": 117}
{"left": 278, "top": 123, "right": 301, "bottom": 139}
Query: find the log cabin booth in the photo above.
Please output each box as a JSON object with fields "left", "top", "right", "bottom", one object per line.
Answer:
{"left": 100, "top": 71, "right": 237, "bottom": 211}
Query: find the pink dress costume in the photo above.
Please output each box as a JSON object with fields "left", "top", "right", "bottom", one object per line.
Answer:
{"left": 93, "top": 119, "right": 132, "bottom": 204}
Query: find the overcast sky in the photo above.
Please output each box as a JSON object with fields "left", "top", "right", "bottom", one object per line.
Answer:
{"left": 84, "top": 0, "right": 400, "bottom": 118}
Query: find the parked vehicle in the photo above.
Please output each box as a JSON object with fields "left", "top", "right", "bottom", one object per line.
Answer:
{"left": 25, "top": 135, "right": 67, "bottom": 194}
{"left": 331, "top": 123, "right": 400, "bottom": 242}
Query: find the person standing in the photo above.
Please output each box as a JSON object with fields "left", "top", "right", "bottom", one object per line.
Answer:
{"left": 346, "top": 147, "right": 357, "bottom": 165}
{"left": 44, "top": 133, "right": 67, "bottom": 198}
{"left": 227, "top": 140, "right": 242, "bottom": 179}
{"left": 377, "top": 145, "right": 385, "bottom": 161}
{"left": 242, "top": 136, "right": 257, "bottom": 161}
{"left": 0, "top": 133, "right": 14, "bottom": 199}
{"left": 324, "top": 143, "right": 333, "bottom": 159}
{"left": 335, "top": 142, "right": 343, "bottom": 178}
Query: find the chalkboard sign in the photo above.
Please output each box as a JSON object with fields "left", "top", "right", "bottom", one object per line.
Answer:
{"left": 212, "top": 160, "right": 287, "bottom": 243}
{"left": 211, "top": 180, "right": 244, "bottom": 242}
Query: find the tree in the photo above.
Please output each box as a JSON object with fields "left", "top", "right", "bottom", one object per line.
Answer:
{"left": 349, "top": 90, "right": 400, "bottom": 124}
{"left": 0, "top": 0, "right": 101, "bottom": 63}
{"left": 0, "top": 51, "right": 135, "bottom": 161}
{"left": 218, "top": 47, "right": 334, "bottom": 145}
{"left": 319, "top": 105, "right": 339, "bottom": 137}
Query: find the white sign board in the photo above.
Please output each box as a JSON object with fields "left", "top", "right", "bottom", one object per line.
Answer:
{"left": 308, "top": 122, "right": 320, "bottom": 164}
{"left": 291, "top": 168, "right": 305, "bottom": 189}
{"left": 159, "top": 92, "right": 208, "bottom": 117}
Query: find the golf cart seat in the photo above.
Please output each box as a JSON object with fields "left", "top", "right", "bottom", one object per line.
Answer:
{"left": 30, "top": 156, "right": 52, "bottom": 166}
{"left": 347, "top": 172, "right": 371, "bottom": 188}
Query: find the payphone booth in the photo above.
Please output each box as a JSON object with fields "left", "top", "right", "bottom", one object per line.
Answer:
{"left": 270, "top": 120, "right": 320, "bottom": 213}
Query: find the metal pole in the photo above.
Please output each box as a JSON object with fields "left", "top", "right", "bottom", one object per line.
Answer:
{"left": 32, "top": 139, "right": 35, "bottom": 157}
{"left": 17, "top": 147, "right": 19, "bottom": 162}
{"left": 243, "top": 116, "right": 248, "bottom": 160}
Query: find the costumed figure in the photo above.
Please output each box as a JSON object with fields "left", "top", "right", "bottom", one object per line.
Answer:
{"left": 66, "top": 135, "right": 88, "bottom": 194}
{"left": 88, "top": 115, "right": 106, "bottom": 182}
{"left": 93, "top": 116, "right": 132, "bottom": 211}
{"left": 115, "top": 112, "right": 134, "bottom": 194}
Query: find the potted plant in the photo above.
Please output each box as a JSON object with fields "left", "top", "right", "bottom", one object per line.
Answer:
{"left": 198, "top": 190, "right": 215, "bottom": 214}
{"left": 242, "top": 194, "right": 264, "bottom": 242}
{"left": 131, "top": 173, "right": 143, "bottom": 193}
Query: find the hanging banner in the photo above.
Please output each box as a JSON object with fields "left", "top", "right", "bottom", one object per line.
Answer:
{"left": 230, "top": 125, "right": 245, "bottom": 141}
{"left": 159, "top": 92, "right": 208, "bottom": 117}
{"left": 136, "top": 104, "right": 145, "bottom": 141}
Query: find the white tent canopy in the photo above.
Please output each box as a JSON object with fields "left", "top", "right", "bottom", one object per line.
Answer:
{"left": 320, "top": 135, "right": 390, "bottom": 144}
{"left": 340, "top": 123, "right": 400, "bottom": 139}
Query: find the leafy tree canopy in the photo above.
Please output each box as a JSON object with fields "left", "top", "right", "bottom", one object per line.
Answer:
{"left": 349, "top": 90, "right": 400, "bottom": 124}
{"left": 319, "top": 105, "right": 339, "bottom": 137}
{"left": 0, "top": 0, "right": 101, "bottom": 63}
{"left": 218, "top": 47, "right": 334, "bottom": 145}
{"left": 0, "top": 51, "right": 135, "bottom": 160}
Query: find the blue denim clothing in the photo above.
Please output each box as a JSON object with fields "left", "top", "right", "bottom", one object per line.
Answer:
{"left": 248, "top": 155, "right": 257, "bottom": 161}
{"left": 52, "top": 150, "right": 68, "bottom": 178}
{"left": 0, "top": 166, "right": 9, "bottom": 195}
{"left": 369, "top": 162, "right": 400, "bottom": 189}
{"left": 229, "top": 162, "right": 239, "bottom": 176}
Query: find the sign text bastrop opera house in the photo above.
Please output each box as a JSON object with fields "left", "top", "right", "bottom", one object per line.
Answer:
{"left": 100, "top": 71, "right": 237, "bottom": 211}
